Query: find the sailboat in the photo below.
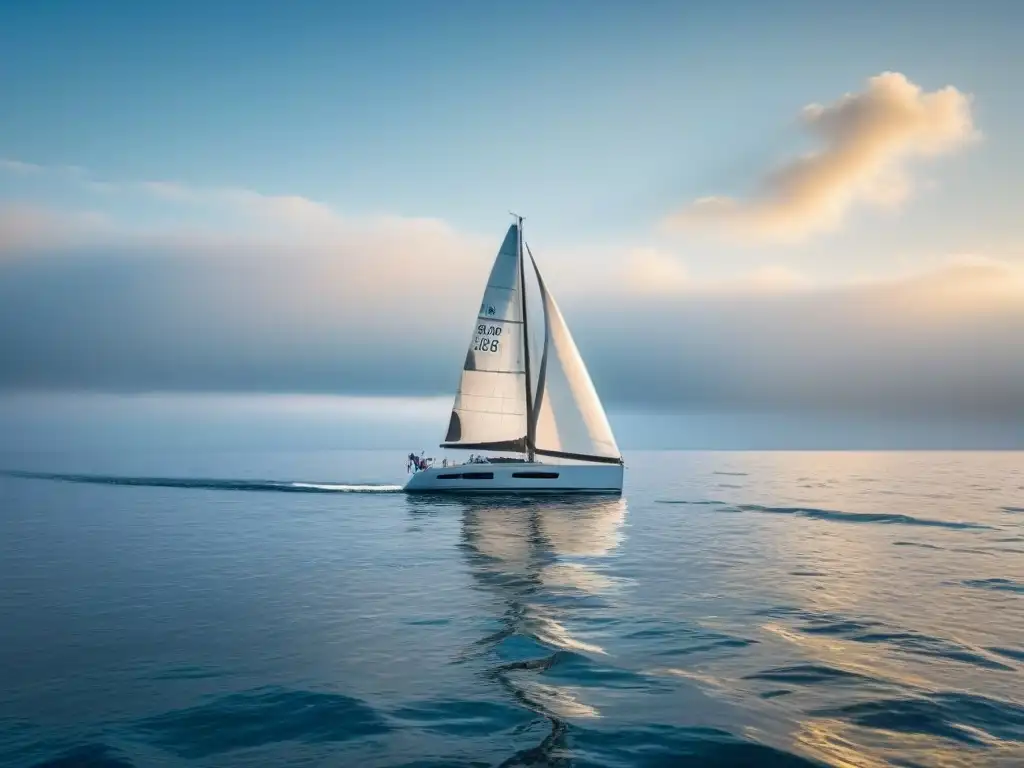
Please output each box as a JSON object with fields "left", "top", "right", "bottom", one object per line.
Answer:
{"left": 404, "top": 216, "right": 624, "bottom": 494}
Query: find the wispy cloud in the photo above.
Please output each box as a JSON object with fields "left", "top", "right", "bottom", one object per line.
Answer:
{"left": 0, "top": 204, "right": 111, "bottom": 255}
{"left": 665, "top": 72, "right": 978, "bottom": 243}
{"left": 131, "top": 179, "right": 343, "bottom": 229}
{"left": 1, "top": 158, "right": 88, "bottom": 179}
{"left": 0, "top": 158, "right": 43, "bottom": 175}
{"left": 623, "top": 249, "right": 811, "bottom": 295}
{"left": 0, "top": 158, "right": 356, "bottom": 236}
{"left": 624, "top": 248, "right": 690, "bottom": 293}
{"left": 0, "top": 156, "right": 656, "bottom": 311}
{"left": 0, "top": 159, "right": 486, "bottom": 287}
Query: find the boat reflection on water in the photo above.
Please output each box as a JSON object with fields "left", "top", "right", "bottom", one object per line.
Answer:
{"left": 461, "top": 496, "right": 627, "bottom": 657}
{"left": 406, "top": 494, "right": 628, "bottom": 758}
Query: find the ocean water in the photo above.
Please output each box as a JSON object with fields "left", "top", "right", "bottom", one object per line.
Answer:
{"left": 1, "top": 449, "right": 1022, "bottom": 767}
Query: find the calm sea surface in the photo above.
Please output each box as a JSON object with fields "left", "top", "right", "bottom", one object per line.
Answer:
{"left": 1, "top": 450, "right": 1022, "bottom": 767}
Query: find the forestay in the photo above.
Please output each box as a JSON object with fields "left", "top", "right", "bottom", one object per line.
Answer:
{"left": 441, "top": 224, "right": 528, "bottom": 452}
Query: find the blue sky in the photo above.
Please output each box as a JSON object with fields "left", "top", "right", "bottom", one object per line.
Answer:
{"left": 1, "top": 0, "right": 1022, "bottom": 447}
{"left": 2, "top": 0, "right": 1021, "bottom": 261}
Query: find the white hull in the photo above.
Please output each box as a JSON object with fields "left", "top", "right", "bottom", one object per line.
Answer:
{"left": 403, "top": 462, "right": 623, "bottom": 494}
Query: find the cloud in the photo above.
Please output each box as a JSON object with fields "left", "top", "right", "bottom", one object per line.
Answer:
{"left": 0, "top": 158, "right": 88, "bottom": 179}
{"left": 0, "top": 161, "right": 498, "bottom": 302}
{"left": 132, "top": 179, "right": 343, "bottom": 229}
{"left": 0, "top": 158, "right": 355, "bottom": 237}
{"left": 589, "top": 257, "right": 1024, "bottom": 421}
{"left": 0, "top": 158, "right": 613, "bottom": 302}
{"left": 623, "top": 248, "right": 811, "bottom": 295}
{"left": 624, "top": 248, "right": 690, "bottom": 293}
{"left": 732, "top": 265, "right": 812, "bottom": 292}
{"left": 0, "top": 204, "right": 110, "bottom": 255}
{"left": 0, "top": 225, "right": 1020, "bottom": 425}
{"left": 1, "top": 157, "right": 1020, "bottom": 430}
{"left": 666, "top": 72, "right": 978, "bottom": 242}
{"left": 0, "top": 158, "right": 43, "bottom": 174}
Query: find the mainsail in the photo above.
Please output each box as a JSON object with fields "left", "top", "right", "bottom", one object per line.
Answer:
{"left": 441, "top": 224, "right": 528, "bottom": 453}
{"left": 441, "top": 220, "right": 622, "bottom": 465}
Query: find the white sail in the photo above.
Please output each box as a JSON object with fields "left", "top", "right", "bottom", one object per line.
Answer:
{"left": 529, "top": 251, "right": 621, "bottom": 463}
{"left": 442, "top": 224, "right": 528, "bottom": 450}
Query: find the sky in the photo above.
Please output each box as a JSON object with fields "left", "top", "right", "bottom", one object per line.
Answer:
{"left": 1, "top": 0, "right": 1022, "bottom": 448}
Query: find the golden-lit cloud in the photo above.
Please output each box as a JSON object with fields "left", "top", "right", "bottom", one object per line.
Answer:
{"left": 866, "top": 254, "right": 1024, "bottom": 316}
{"left": 624, "top": 248, "right": 811, "bottom": 295}
{"left": 666, "top": 72, "right": 978, "bottom": 242}
{"left": 624, "top": 248, "right": 690, "bottom": 293}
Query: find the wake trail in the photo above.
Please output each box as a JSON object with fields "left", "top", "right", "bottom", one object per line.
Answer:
{"left": 0, "top": 470, "right": 403, "bottom": 494}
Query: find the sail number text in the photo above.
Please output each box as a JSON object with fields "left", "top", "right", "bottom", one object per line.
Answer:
{"left": 473, "top": 324, "right": 502, "bottom": 353}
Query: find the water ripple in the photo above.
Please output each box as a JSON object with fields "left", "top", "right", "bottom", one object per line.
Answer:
{"left": 814, "top": 692, "right": 1024, "bottom": 746}
{"left": 31, "top": 743, "right": 134, "bottom": 768}
{"left": 743, "top": 664, "right": 879, "bottom": 686}
{"left": 134, "top": 688, "right": 390, "bottom": 758}
{"left": 988, "top": 647, "right": 1024, "bottom": 664}
{"left": 961, "top": 578, "right": 1024, "bottom": 594}
{"left": 735, "top": 504, "right": 991, "bottom": 530}
{"left": 557, "top": 724, "right": 825, "bottom": 767}
{"left": 390, "top": 699, "right": 532, "bottom": 736}
{"left": 755, "top": 607, "right": 1016, "bottom": 672}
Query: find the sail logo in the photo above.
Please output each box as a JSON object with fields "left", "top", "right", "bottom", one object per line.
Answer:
{"left": 473, "top": 323, "right": 502, "bottom": 353}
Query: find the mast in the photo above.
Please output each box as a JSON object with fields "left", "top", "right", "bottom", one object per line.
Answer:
{"left": 515, "top": 214, "right": 536, "bottom": 462}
